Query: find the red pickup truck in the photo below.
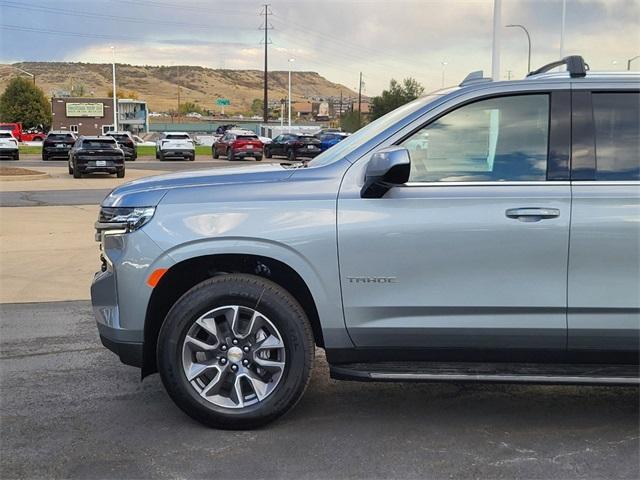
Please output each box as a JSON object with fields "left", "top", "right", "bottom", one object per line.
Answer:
{"left": 0, "top": 123, "right": 46, "bottom": 142}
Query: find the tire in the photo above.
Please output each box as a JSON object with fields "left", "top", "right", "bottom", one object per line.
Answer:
{"left": 116, "top": 169, "right": 125, "bottom": 178}
{"left": 188, "top": 154, "right": 195, "bottom": 161}
{"left": 73, "top": 165, "right": 82, "bottom": 178}
{"left": 255, "top": 155, "right": 263, "bottom": 162}
{"left": 158, "top": 151, "right": 165, "bottom": 161}
{"left": 68, "top": 162, "right": 73, "bottom": 175}
{"left": 13, "top": 152, "right": 19, "bottom": 161}
{"left": 42, "top": 153, "right": 48, "bottom": 161}
{"left": 157, "top": 274, "right": 314, "bottom": 430}
{"left": 288, "top": 149, "right": 296, "bottom": 162}
{"left": 155, "top": 149, "right": 160, "bottom": 160}
{"left": 212, "top": 147, "right": 219, "bottom": 159}
{"left": 264, "top": 146, "right": 272, "bottom": 159}
{"left": 227, "top": 148, "right": 235, "bottom": 161}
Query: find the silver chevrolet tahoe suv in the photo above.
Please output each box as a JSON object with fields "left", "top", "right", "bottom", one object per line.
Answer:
{"left": 92, "top": 57, "right": 639, "bottom": 429}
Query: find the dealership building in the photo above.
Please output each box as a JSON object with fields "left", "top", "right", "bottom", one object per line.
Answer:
{"left": 51, "top": 97, "right": 148, "bottom": 136}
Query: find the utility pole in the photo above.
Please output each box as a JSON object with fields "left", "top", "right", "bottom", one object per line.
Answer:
{"left": 260, "top": 4, "right": 273, "bottom": 123}
{"left": 357, "top": 72, "right": 363, "bottom": 124}
{"left": 288, "top": 58, "right": 294, "bottom": 131}
{"left": 339, "top": 90, "right": 343, "bottom": 120}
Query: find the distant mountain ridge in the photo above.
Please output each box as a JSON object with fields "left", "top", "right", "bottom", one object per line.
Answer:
{"left": 0, "top": 62, "right": 359, "bottom": 114}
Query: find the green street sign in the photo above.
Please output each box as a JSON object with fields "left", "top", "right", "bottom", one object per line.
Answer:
{"left": 216, "top": 98, "right": 231, "bottom": 106}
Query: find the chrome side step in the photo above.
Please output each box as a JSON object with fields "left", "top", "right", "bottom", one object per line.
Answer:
{"left": 330, "top": 362, "right": 640, "bottom": 386}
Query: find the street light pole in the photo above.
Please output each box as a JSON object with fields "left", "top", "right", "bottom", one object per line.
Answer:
{"left": 491, "top": 0, "right": 502, "bottom": 80}
{"left": 288, "top": 58, "right": 294, "bottom": 131}
{"left": 505, "top": 24, "right": 532, "bottom": 73}
{"left": 110, "top": 46, "right": 118, "bottom": 132}
{"left": 628, "top": 55, "right": 640, "bottom": 71}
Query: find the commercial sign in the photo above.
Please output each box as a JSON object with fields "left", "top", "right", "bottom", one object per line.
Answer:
{"left": 65, "top": 103, "right": 104, "bottom": 117}
{"left": 215, "top": 98, "right": 231, "bottom": 106}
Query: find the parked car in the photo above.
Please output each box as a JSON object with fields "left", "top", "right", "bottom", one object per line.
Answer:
{"left": 0, "top": 122, "right": 46, "bottom": 142}
{"left": 316, "top": 132, "right": 350, "bottom": 151}
{"left": 156, "top": 132, "right": 195, "bottom": 161}
{"left": 69, "top": 136, "right": 125, "bottom": 178}
{"left": 105, "top": 131, "right": 137, "bottom": 161}
{"left": 42, "top": 131, "right": 77, "bottom": 160}
{"left": 212, "top": 130, "right": 263, "bottom": 161}
{"left": 0, "top": 130, "right": 19, "bottom": 160}
{"left": 263, "top": 133, "right": 322, "bottom": 161}
{"left": 215, "top": 124, "right": 237, "bottom": 135}
{"left": 92, "top": 56, "right": 639, "bottom": 430}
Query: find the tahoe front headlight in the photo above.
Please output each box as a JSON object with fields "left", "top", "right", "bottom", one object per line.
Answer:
{"left": 95, "top": 206, "right": 156, "bottom": 241}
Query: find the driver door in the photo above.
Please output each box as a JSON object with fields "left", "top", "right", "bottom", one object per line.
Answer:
{"left": 337, "top": 92, "right": 571, "bottom": 356}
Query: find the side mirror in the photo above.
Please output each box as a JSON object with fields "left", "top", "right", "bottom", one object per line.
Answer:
{"left": 361, "top": 146, "right": 411, "bottom": 198}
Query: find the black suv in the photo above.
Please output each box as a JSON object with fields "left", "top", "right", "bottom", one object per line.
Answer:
{"left": 105, "top": 131, "right": 137, "bottom": 161}
{"left": 42, "top": 131, "right": 77, "bottom": 160}
{"left": 69, "top": 136, "right": 125, "bottom": 178}
{"left": 264, "top": 133, "right": 322, "bottom": 161}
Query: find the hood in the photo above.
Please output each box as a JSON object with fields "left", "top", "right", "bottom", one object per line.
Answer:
{"left": 102, "top": 163, "right": 295, "bottom": 207}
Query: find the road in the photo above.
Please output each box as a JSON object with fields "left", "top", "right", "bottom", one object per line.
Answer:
{"left": 1, "top": 301, "right": 638, "bottom": 479}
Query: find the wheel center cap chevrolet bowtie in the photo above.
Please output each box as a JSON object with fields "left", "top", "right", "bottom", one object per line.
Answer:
{"left": 227, "top": 346, "right": 243, "bottom": 363}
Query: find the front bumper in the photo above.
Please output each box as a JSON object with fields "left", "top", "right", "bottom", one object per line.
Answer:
{"left": 91, "top": 229, "right": 166, "bottom": 368}
{"left": 161, "top": 149, "right": 194, "bottom": 159}
{"left": 44, "top": 146, "right": 72, "bottom": 157}
{"left": 77, "top": 157, "right": 125, "bottom": 173}
{"left": 0, "top": 148, "right": 18, "bottom": 157}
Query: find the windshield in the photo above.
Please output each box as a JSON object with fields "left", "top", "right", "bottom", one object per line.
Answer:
{"left": 109, "top": 134, "right": 129, "bottom": 141}
{"left": 308, "top": 94, "right": 444, "bottom": 167}
{"left": 48, "top": 134, "right": 74, "bottom": 141}
{"left": 83, "top": 140, "right": 117, "bottom": 149}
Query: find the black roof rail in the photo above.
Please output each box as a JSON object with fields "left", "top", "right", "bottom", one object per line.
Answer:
{"left": 527, "top": 55, "right": 589, "bottom": 78}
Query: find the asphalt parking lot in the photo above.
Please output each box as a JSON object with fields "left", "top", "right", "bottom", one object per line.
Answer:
{"left": 1, "top": 156, "right": 639, "bottom": 479}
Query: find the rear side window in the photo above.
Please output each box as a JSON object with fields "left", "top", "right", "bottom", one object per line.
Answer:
{"left": 592, "top": 92, "right": 640, "bottom": 181}
{"left": 401, "top": 94, "right": 550, "bottom": 182}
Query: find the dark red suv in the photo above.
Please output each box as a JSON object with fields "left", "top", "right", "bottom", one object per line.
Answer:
{"left": 212, "top": 130, "right": 263, "bottom": 161}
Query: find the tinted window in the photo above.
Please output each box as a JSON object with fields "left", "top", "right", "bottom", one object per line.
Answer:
{"left": 166, "top": 134, "right": 189, "bottom": 140}
{"left": 0, "top": 133, "right": 12, "bottom": 138}
{"left": 109, "top": 134, "right": 129, "bottom": 141}
{"left": 83, "top": 140, "right": 117, "bottom": 149}
{"left": 237, "top": 135, "right": 258, "bottom": 140}
{"left": 593, "top": 92, "right": 640, "bottom": 181}
{"left": 401, "top": 95, "right": 549, "bottom": 182}
{"left": 48, "top": 134, "right": 74, "bottom": 141}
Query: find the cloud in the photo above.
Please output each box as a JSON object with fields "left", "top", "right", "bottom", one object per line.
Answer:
{"left": 1, "top": 0, "right": 638, "bottom": 94}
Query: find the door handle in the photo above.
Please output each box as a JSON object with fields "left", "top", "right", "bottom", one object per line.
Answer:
{"left": 505, "top": 207, "right": 560, "bottom": 222}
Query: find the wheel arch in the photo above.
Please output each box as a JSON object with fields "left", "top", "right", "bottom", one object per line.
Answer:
{"left": 142, "top": 253, "right": 324, "bottom": 377}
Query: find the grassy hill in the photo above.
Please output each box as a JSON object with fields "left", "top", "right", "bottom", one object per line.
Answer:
{"left": 0, "top": 62, "right": 359, "bottom": 114}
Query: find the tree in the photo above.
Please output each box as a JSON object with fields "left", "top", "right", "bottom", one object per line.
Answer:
{"left": 369, "top": 77, "right": 425, "bottom": 120}
{"left": 340, "top": 110, "right": 364, "bottom": 133}
{"left": 0, "top": 77, "right": 52, "bottom": 129}
{"left": 250, "top": 98, "right": 263, "bottom": 116}
{"left": 178, "top": 101, "right": 204, "bottom": 115}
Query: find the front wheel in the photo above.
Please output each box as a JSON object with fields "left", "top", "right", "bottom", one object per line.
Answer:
{"left": 288, "top": 149, "right": 296, "bottom": 162}
{"left": 116, "top": 169, "right": 125, "bottom": 178}
{"left": 73, "top": 164, "right": 82, "bottom": 178}
{"left": 212, "top": 147, "right": 219, "bottom": 159}
{"left": 68, "top": 162, "right": 73, "bottom": 175}
{"left": 227, "top": 148, "right": 235, "bottom": 161}
{"left": 157, "top": 274, "right": 314, "bottom": 429}
{"left": 264, "top": 147, "right": 272, "bottom": 159}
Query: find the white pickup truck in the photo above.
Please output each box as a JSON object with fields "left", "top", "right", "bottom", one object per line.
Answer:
{"left": 0, "top": 130, "right": 19, "bottom": 160}
{"left": 155, "top": 132, "right": 195, "bottom": 161}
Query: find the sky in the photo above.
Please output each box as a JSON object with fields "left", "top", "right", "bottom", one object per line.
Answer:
{"left": 0, "top": 0, "right": 638, "bottom": 95}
